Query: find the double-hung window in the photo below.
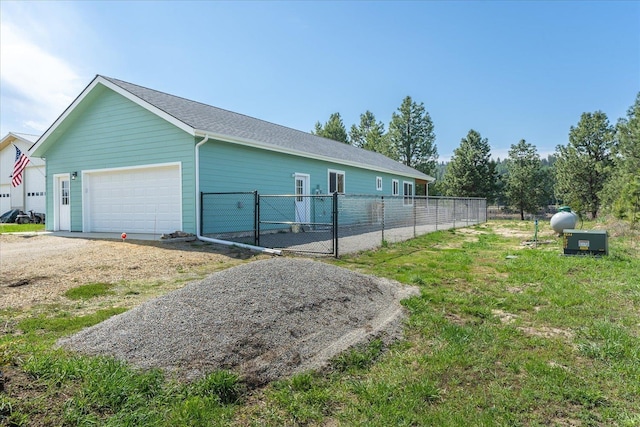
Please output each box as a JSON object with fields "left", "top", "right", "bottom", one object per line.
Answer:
{"left": 376, "top": 176, "right": 383, "bottom": 191}
{"left": 328, "top": 170, "right": 345, "bottom": 194}
{"left": 392, "top": 179, "right": 399, "bottom": 196}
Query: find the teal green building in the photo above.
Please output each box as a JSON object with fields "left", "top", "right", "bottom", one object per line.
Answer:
{"left": 31, "top": 76, "right": 434, "bottom": 236}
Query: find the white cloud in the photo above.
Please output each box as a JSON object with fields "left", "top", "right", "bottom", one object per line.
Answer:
{"left": 0, "top": 9, "right": 85, "bottom": 135}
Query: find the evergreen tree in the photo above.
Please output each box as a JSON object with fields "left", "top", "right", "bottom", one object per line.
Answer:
{"left": 601, "top": 93, "right": 640, "bottom": 223}
{"left": 554, "top": 111, "right": 615, "bottom": 218}
{"left": 505, "top": 139, "right": 548, "bottom": 220}
{"left": 312, "top": 112, "right": 349, "bottom": 143}
{"left": 388, "top": 96, "right": 438, "bottom": 175}
{"left": 349, "top": 111, "right": 395, "bottom": 158}
{"left": 442, "top": 129, "right": 498, "bottom": 200}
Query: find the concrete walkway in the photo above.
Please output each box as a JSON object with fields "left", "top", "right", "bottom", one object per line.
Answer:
{"left": 6, "top": 231, "right": 165, "bottom": 241}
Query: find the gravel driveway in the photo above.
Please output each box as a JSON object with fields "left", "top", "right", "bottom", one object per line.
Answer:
{"left": 0, "top": 233, "right": 254, "bottom": 310}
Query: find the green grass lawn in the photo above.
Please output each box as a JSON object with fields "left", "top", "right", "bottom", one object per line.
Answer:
{"left": 0, "top": 223, "right": 46, "bottom": 233}
{"left": 2, "top": 219, "right": 639, "bottom": 426}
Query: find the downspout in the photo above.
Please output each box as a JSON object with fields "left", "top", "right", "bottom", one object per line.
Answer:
{"left": 194, "top": 134, "right": 281, "bottom": 255}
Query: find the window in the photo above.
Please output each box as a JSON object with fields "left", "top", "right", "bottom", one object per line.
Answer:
{"left": 403, "top": 181, "right": 414, "bottom": 206}
{"left": 61, "top": 180, "right": 70, "bottom": 206}
{"left": 296, "top": 177, "right": 304, "bottom": 202}
{"left": 392, "top": 179, "right": 399, "bottom": 196}
{"left": 328, "top": 170, "right": 345, "bottom": 194}
{"left": 376, "top": 176, "right": 383, "bottom": 191}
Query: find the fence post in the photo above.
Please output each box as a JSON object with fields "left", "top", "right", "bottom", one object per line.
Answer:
{"left": 435, "top": 197, "right": 438, "bottom": 231}
{"left": 485, "top": 199, "right": 488, "bottom": 223}
{"left": 413, "top": 197, "right": 417, "bottom": 238}
{"left": 467, "top": 198, "right": 470, "bottom": 227}
{"left": 200, "top": 192, "right": 204, "bottom": 235}
{"left": 254, "top": 190, "right": 260, "bottom": 247}
{"left": 453, "top": 199, "right": 456, "bottom": 229}
{"left": 381, "top": 195, "right": 385, "bottom": 245}
{"left": 333, "top": 192, "right": 339, "bottom": 258}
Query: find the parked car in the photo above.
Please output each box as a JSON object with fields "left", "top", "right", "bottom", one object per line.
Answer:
{"left": 0, "top": 209, "right": 20, "bottom": 223}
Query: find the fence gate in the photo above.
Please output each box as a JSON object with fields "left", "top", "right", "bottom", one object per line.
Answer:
{"left": 201, "top": 192, "right": 337, "bottom": 255}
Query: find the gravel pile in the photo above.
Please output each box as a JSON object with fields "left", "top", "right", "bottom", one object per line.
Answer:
{"left": 58, "top": 258, "right": 419, "bottom": 385}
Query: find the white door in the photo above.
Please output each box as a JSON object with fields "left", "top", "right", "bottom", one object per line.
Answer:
{"left": 85, "top": 164, "right": 181, "bottom": 234}
{"left": 294, "top": 173, "right": 310, "bottom": 224}
{"left": 55, "top": 175, "right": 71, "bottom": 231}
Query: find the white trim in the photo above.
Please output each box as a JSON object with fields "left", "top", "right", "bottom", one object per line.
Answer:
{"left": 294, "top": 173, "right": 311, "bottom": 224}
{"left": 53, "top": 173, "right": 71, "bottom": 231}
{"left": 195, "top": 130, "right": 435, "bottom": 182}
{"left": 81, "top": 162, "right": 182, "bottom": 232}
{"left": 328, "top": 169, "right": 346, "bottom": 194}
{"left": 392, "top": 179, "right": 400, "bottom": 196}
{"left": 376, "top": 176, "right": 383, "bottom": 191}
{"left": 81, "top": 161, "right": 181, "bottom": 175}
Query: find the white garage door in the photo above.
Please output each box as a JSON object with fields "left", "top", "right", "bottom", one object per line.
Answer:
{"left": 0, "top": 184, "right": 10, "bottom": 214}
{"left": 25, "top": 166, "right": 46, "bottom": 213}
{"left": 86, "top": 165, "right": 181, "bottom": 233}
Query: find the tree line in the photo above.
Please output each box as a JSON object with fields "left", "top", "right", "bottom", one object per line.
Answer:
{"left": 312, "top": 93, "right": 639, "bottom": 223}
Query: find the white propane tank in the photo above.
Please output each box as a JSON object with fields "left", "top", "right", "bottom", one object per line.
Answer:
{"left": 550, "top": 207, "right": 578, "bottom": 235}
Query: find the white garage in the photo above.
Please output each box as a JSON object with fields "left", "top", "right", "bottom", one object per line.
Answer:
{"left": 83, "top": 163, "right": 182, "bottom": 234}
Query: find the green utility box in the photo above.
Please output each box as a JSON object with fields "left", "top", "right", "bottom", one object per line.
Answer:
{"left": 563, "top": 229, "right": 608, "bottom": 256}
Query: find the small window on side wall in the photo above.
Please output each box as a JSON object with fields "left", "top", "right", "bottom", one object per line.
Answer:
{"left": 376, "top": 176, "right": 382, "bottom": 191}
{"left": 329, "top": 170, "right": 345, "bottom": 194}
{"left": 392, "top": 179, "right": 399, "bottom": 196}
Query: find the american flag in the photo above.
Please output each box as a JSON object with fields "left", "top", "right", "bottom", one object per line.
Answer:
{"left": 11, "top": 145, "right": 30, "bottom": 187}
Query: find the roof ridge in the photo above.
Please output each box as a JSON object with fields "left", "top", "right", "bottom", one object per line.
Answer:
{"left": 95, "top": 75, "right": 433, "bottom": 181}
{"left": 100, "top": 75, "right": 329, "bottom": 140}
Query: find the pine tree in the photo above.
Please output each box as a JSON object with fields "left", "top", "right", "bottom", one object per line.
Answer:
{"left": 442, "top": 129, "right": 497, "bottom": 200}
{"left": 388, "top": 96, "right": 438, "bottom": 175}
{"left": 505, "top": 139, "right": 548, "bottom": 220}
{"left": 554, "top": 111, "right": 615, "bottom": 218}
{"left": 311, "top": 112, "right": 349, "bottom": 143}
{"left": 349, "top": 111, "right": 395, "bottom": 158}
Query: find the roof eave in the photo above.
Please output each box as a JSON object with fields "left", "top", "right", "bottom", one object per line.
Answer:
{"left": 194, "top": 129, "right": 434, "bottom": 182}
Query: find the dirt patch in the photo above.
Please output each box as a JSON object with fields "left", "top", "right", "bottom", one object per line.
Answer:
{"left": 0, "top": 234, "right": 258, "bottom": 310}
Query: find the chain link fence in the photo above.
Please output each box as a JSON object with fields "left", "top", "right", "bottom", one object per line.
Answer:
{"left": 201, "top": 192, "right": 486, "bottom": 256}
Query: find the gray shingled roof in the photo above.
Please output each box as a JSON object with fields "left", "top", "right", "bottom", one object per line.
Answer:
{"left": 101, "top": 76, "right": 434, "bottom": 181}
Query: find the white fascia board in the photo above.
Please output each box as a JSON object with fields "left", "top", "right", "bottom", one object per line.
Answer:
{"left": 194, "top": 129, "right": 434, "bottom": 182}
{"left": 81, "top": 161, "right": 181, "bottom": 175}
{"left": 31, "top": 76, "right": 195, "bottom": 156}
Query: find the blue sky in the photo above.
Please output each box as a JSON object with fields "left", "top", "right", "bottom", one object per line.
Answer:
{"left": 1, "top": 1, "right": 638, "bottom": 161}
